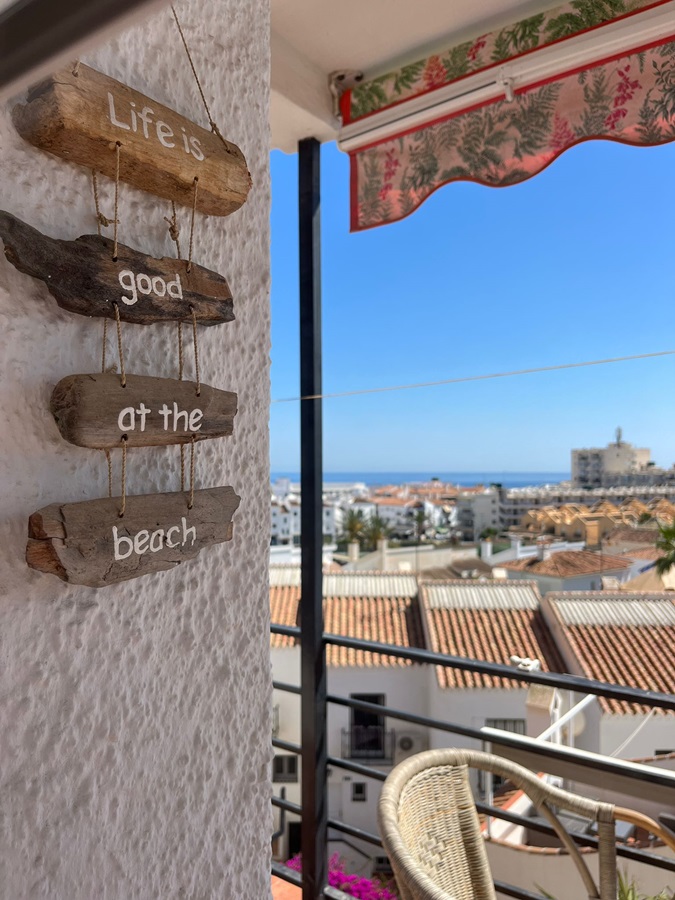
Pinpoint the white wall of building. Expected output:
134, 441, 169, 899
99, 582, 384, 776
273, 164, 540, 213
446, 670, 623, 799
0, 4, 272, 895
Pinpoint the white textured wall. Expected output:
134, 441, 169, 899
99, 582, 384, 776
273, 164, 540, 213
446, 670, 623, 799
0, 1, 272, 896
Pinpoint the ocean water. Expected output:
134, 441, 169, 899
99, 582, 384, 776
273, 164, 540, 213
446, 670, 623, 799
271, 471, 570, 488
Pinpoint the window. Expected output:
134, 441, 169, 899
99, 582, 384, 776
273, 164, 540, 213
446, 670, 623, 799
350, 693, 386, 759
351, 782, 367, 802
273, 754, 298, 783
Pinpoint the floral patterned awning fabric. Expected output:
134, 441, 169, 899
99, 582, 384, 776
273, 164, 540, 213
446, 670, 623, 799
345, 0, 675, 231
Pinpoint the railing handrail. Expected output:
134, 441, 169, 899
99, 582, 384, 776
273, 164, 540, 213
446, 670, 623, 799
270, 622, 675, 710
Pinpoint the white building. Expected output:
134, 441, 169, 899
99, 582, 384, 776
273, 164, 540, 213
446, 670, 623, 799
571, 429, 652, 488
456, 488, 501, 540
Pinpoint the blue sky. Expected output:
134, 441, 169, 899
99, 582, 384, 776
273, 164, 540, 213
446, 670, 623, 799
270, 140, 675, 474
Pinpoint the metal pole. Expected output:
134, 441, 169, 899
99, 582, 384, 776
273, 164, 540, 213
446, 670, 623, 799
298, 137, 327, 900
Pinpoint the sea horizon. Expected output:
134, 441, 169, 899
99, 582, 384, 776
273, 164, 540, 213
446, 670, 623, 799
271, 471, 570, 488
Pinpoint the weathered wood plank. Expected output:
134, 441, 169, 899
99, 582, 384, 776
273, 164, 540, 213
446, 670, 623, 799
12, 64, 251, 217
26, 486, 241, 588
0, 210, 234, 325
50, 374, 237, 448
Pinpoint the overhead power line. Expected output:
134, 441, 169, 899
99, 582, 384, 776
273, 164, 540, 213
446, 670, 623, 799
271, 350, 675, 404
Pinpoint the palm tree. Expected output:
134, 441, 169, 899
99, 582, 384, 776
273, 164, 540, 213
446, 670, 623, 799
365, 515, 390, 551
414, 509, 428, 544
655, 519, 675, 575
342, 509, 365, 546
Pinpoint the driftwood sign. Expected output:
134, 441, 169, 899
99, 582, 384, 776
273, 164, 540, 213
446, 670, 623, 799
12, 64, 251, 217
51, 374, 237, 449
0, 211, 233, 325
26, 486, 241, 587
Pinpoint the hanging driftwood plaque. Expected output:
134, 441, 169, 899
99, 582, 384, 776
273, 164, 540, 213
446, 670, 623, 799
0, 211, 233, 325
12, 64, 251, 217
51, 374, 237, 449
26, 486, 241, 588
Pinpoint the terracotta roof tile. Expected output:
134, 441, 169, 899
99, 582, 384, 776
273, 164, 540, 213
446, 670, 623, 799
545, 593, 675, 715
420, 582, 563, 689
270, 586, 301, 648
501, 550, 630, 577
618, 548, 661, 561
270, 588, 425, 666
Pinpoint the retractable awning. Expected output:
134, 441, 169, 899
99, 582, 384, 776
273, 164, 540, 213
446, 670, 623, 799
337, 0, 675, 230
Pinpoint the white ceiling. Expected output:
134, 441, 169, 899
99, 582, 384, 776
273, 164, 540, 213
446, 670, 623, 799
270, 0, 558, 151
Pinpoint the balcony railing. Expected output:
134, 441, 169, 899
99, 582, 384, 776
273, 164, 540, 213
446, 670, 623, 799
341, 726, 395, 763
271, 623, 675, 900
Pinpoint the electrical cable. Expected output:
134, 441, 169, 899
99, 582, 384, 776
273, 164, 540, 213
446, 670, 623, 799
271, 350, 675, 404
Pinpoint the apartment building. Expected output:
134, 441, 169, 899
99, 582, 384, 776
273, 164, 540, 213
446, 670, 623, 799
571, 430, 652, 488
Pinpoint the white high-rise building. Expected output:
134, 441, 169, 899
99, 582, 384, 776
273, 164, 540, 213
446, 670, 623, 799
571, 428, 651, 488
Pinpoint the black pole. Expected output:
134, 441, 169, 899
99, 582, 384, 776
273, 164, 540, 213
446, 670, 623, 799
298, 137, 327, 900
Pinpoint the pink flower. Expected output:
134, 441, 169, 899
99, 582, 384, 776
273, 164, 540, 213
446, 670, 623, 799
614, 65, 641, 108
468, 36, 487, 62
383, 149, 400, 181
423, 55, 447, 90
604, 107, 628, 131
549, 113, 576, 152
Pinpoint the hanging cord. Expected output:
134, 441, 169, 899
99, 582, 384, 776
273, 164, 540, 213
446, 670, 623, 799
104, 449, 113, 499
187, 177, 198, 272
92, 169, 114, 231
164, 200, 183, 259
92, 169, 115, 372
167, 201, 188, 492
113, 302, 126, 387
119, 435, 128, 517
112, 141, 121, 260
171, 6, 229, 146
72, 60, 81, 77
190, 306, 201, 396
188, 434, 196, 510
179, 317, 186, 489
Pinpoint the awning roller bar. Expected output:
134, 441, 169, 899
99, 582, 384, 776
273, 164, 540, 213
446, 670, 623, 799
339, 0, 675, 152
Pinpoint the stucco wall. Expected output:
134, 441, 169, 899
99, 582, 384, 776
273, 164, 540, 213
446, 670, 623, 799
0, 1, 272, 897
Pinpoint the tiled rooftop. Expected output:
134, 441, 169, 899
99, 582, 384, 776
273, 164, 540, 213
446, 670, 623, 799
545, 592, 675, 714
618, 548, 662, 561
605, 527, 661, 547
269, 567, 418, 596
270, 570, 424, 665
501, 550, 631, 577
420, 581, 563, 690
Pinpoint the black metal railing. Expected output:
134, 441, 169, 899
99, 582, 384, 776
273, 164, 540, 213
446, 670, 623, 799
271, 622, 675, 900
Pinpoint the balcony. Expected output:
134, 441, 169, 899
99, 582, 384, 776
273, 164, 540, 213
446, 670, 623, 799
341, 726, 395, 764
271, 624, 675, 900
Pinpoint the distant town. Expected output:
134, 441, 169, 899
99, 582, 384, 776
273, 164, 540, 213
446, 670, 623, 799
271, 429, 675, 584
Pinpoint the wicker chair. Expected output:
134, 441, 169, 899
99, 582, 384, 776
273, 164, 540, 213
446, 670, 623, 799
378, 748, 675, 900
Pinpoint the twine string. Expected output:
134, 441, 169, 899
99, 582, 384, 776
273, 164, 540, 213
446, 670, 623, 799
171, 5, 227, 144
180, 445, 186, 493
188, 435, 196, 510
190, 306, 201, 396
91, 171, 112, 372
119, 435, 128, 517
112, 142, 121, 260
187, 177, 198, 272
165, 200, 183, 259
105, 449, 113, 499
113, 302, 126, 388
